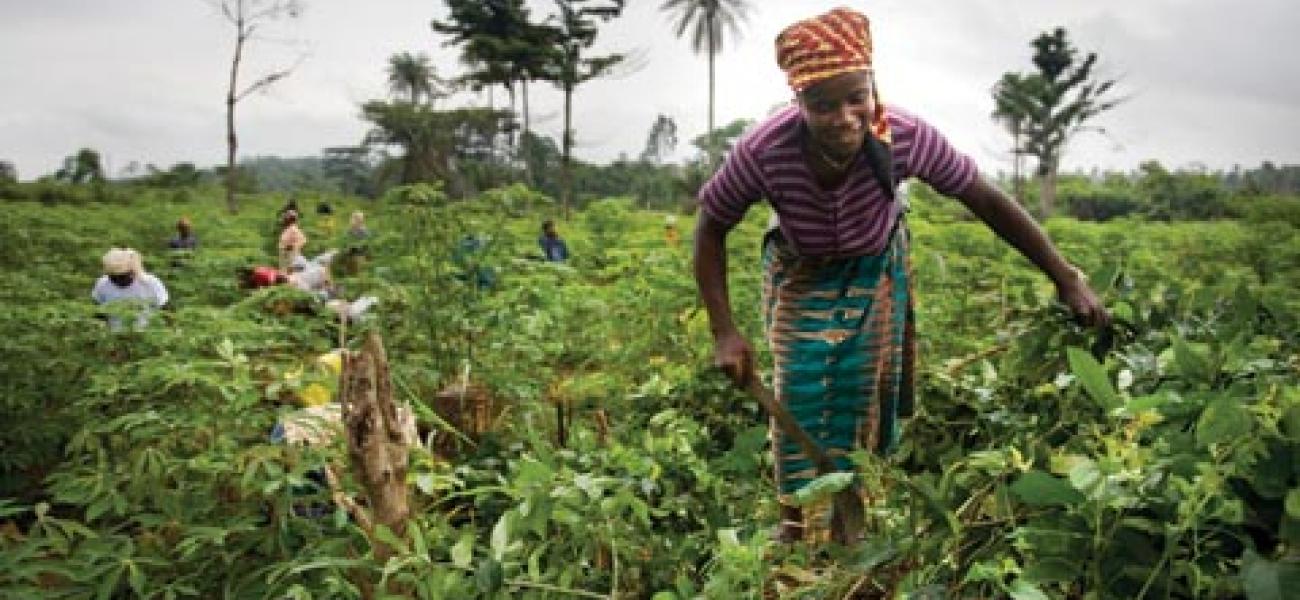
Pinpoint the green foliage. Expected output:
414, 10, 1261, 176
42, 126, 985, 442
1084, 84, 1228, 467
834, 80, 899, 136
1, 186, 1298, 598
240, 156, 338, 193
360, 101, 514, 194
54, 147, 105, 184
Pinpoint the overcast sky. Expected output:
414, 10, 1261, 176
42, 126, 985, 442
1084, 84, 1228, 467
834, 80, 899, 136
2, 0, 1297, 180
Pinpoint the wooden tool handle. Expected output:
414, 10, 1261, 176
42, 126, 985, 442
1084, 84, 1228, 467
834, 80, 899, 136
744, 379, 837, 476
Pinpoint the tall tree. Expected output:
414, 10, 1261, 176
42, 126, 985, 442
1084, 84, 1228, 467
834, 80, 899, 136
432, 1, 525, 105
995, 27, 1123, 218
991, 72, 1033, 203
208, 0, 304, 213
432, 0, 556, 174
361, 100, 511, 196
0, 160, 17, 184
660, 0, 748, 168
539, 0, 626, 219
54, 148, 104, 184
639, 114, 678, 165
386, 52, 444, 105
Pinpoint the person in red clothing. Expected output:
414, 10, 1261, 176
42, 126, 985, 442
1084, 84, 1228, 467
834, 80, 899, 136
238, 265, 289, 290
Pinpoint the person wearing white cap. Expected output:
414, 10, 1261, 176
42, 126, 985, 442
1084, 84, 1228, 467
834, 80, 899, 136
91, 248, 169, 329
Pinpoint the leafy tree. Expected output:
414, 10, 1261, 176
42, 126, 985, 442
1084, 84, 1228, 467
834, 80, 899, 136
1137, 160, 1228, 221
322, 145, 377, 196
515, 131, 565, 198
140, 162, 205, 188
674, 118, 751, 211
639, 114, 678, 165
239, 155, 337, 192
991, 73, 1032, 203
386, 52, 445, 105
537, 0, 626, 219
0, 160, 16, 184
54, 148, 104, 184
660, 0, 749, 168
690, 117, 749, 157
361, 101, 512, 196
432, 0, 561, 189
431, 0, 552, 137
207, 0, 304, 213
994, 27, 1122, 218
1239, 161, 1300, 195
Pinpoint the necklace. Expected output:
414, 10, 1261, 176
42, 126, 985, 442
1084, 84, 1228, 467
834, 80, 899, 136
809, 141, 854, 172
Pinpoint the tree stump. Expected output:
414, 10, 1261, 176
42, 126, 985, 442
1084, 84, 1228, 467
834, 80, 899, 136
339, 332, 410, 563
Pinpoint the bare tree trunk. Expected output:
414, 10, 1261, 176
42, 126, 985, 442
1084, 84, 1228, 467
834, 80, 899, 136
521, 78, 534, 187
706, 13, 716, 170
214, 0, 301, 213
340, 333, 410, 565
1039, 164, 1057, 219
1011, 129, 1024, 203
506, 83, 517, 158
561, 84, 573, 220
224, 5, 245, 215
521, 78, 531, 141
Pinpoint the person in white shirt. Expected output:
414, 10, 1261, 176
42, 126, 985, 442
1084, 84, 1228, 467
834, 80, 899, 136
287, 250, 338, 299
90, 248, 169, 330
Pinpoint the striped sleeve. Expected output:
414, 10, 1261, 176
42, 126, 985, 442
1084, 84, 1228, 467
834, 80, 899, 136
698, 140, 767, 228
902, 113, 979, 196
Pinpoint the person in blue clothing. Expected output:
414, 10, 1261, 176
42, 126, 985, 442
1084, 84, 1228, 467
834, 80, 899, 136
539, 219, 569, 262
168, 217, 198, 250
455, 234, 498, 290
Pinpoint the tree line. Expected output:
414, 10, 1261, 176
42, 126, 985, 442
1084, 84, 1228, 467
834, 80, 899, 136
4, 1, 1298, 224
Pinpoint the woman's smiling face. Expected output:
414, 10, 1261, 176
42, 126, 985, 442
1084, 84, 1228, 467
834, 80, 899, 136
797, 69, 875, 158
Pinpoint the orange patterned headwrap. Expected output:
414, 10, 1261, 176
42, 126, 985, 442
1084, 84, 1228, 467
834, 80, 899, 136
776, 7, 890, 145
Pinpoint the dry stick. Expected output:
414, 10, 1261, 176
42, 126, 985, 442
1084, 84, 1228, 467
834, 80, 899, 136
744, 379, 865, 545
323, 464, 374, 534
943, 343, 1009, 377
841, 574, 873, 600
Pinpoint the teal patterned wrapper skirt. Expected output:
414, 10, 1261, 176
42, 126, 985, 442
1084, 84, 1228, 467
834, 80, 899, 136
761, 224, 916, 501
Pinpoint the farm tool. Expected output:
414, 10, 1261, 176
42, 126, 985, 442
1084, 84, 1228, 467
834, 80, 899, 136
744, 378, 866, 546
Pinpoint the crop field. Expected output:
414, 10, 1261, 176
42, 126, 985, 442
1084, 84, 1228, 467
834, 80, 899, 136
0, 183, 1296, 599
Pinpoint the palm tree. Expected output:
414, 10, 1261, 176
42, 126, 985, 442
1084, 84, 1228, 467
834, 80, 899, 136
660, 0, 749, 168
540, 0, 626, 219
387, 52, 440, 105
991, 72, 1034, 203
995, 28, 1123, 218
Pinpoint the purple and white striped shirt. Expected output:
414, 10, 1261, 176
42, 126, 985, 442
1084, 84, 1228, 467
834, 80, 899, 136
699, 104, 978, 257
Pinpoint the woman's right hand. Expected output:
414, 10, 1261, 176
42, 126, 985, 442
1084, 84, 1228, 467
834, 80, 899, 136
714, 330, 756, 388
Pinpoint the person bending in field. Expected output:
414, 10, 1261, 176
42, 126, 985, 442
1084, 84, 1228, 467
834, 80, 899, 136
168, 217, 198, 250
92, 247, 169, 330
287, 251, 339, 300
692, 7, 1110, 543
240, 251, 338, 298
341, 211, 371, 275
239, 265, 290, 290
278, 210, 307, 271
